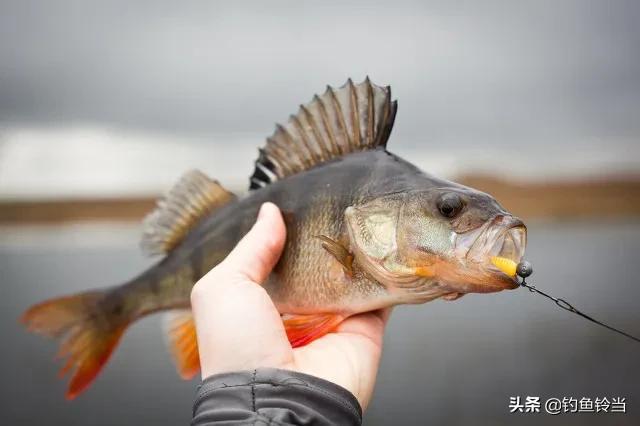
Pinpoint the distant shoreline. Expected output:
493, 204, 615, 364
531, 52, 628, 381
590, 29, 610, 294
458, 174, 640, 220
1, 174, 638, 224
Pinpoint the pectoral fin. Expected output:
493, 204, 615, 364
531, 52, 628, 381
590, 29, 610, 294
316, 235, 353, 276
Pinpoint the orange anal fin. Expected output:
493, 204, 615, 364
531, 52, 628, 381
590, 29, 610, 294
282, 313, 344, 348
164, 310, 200, 380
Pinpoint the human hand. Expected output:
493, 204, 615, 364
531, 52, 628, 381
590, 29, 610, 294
190, 202, 389, 410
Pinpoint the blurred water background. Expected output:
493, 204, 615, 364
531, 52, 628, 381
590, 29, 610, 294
1, 1, 639, 425
2, 220, 639, 425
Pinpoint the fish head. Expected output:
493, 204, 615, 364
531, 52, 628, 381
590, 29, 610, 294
345, 185, 526, 303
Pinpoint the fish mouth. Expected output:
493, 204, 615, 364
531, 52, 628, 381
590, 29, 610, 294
454, 215, 527, 289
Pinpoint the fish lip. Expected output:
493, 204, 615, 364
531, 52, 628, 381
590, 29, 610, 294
492, 272, 520, 290
489, 223, 527, 263
455, 216, 526, 261
453, 215, 526, 289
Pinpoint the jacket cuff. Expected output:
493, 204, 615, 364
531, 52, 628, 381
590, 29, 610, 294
192, 368, 362, 425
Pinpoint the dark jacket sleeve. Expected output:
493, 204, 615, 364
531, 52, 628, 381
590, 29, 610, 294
192, 368, 362, 425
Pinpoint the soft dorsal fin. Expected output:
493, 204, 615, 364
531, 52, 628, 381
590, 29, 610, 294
249, 77, 398, 189
141, 170, 236, 256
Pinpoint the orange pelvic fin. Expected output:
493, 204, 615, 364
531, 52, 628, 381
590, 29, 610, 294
164, 310, 200, 380
21, 290, 127, 400
282, 313, 344, 348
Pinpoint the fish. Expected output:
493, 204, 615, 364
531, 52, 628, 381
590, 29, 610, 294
21, 78, 527, 399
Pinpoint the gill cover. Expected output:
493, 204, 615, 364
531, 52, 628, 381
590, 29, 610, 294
345, 192, 456, 286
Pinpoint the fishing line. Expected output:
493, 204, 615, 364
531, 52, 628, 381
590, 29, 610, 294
515, 261, 640, 344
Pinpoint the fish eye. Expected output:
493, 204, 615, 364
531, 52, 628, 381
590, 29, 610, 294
437, 193, 464, 218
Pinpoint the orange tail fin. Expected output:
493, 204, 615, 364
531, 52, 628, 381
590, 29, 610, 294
21, 291, 127, 399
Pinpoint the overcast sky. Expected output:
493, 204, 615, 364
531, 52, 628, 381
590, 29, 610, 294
1, 0, 639, 150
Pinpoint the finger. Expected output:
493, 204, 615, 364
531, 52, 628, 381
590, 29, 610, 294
194, 280, 293, 378
336, 311, 387, 346
293, 311, 389, 410
218, 202, 286, 284
370, 307, 393, 324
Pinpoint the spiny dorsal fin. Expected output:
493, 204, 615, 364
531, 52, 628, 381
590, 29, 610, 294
249, 77, 398, 189
141, 170, 236, 256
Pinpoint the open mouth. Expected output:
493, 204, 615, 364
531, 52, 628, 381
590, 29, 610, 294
488, 225, 526, 264
454, 216, 527, 278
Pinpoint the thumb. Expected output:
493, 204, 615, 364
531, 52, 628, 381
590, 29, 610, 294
218, 202, 287, 284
